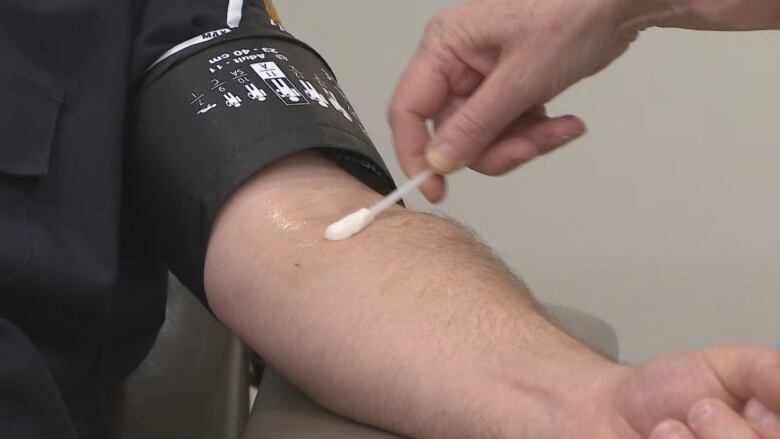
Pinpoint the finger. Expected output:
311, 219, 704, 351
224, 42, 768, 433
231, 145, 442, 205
687, 398, 759, 439
432, 100, 542, 176
469, 114, 586, 176
750, 349, 780, 412
389, 49, 451, 202
411, 168, 446, 205
427, 60, 547, 175
413, 168, 446, 204
650, 420, 696, 439
450, 64, 484, 97
745, 398, 780, 439
705, 345, 780, 413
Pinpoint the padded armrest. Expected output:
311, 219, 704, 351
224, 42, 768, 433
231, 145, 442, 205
112, 277, 249, 439
543, 304, 619, 361
243, 304, 618, 439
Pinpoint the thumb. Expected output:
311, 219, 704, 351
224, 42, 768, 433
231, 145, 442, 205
427, 62, 542, 174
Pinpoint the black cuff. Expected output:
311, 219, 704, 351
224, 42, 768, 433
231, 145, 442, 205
129, 32, 396, 308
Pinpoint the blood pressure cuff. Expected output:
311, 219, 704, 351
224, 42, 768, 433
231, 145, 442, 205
130, 29, 397, 307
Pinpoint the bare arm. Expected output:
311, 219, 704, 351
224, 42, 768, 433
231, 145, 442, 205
202, 151, 780, 438
655, 0, 780, 30
203, 151, 615, 439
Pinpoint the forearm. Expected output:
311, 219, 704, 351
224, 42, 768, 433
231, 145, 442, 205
204, 153, 619, 439
628, 0, 780, 30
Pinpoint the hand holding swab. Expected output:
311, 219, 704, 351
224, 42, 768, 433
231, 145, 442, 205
325, 169, 435, 241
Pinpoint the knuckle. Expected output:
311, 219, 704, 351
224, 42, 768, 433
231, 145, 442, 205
422, 8, 471, 59
425, 9, 459, 39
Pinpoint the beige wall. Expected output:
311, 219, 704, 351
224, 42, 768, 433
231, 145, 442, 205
276, 1, 780, 363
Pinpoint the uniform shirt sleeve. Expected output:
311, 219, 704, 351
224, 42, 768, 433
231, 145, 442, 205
128, 3, 397, 308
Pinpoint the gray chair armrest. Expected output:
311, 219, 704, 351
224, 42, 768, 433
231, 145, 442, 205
543, 304, 619, 361
112, 276, 249, 439
245, 369, 402, 439
243, 304, 618, 439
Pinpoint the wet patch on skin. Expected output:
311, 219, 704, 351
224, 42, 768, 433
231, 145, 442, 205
270, 209, 308, 233
256, 199, 321, 248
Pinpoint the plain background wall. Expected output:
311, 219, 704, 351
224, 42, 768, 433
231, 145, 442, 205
275, 1, 780, 364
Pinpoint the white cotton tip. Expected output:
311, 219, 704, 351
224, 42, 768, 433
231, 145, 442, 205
325, 208, 375, 241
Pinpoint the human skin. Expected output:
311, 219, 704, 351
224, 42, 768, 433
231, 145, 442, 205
389, 0, 780, 202
203, 151, 780, 439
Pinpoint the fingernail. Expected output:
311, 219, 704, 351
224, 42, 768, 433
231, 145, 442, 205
427, 143, 459, 174
745, 399, 775, 425
559, 120, 586, 143
651, 422, 683, 439
571, 118, 587, 134
689, 401, 716, 426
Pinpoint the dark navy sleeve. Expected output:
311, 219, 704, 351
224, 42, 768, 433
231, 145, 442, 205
128, 7, 397, 308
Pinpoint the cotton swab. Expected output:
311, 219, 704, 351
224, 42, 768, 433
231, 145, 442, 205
325, 169, 435, 241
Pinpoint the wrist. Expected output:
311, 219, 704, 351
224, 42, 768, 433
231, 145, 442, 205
493, 340, 628, 438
